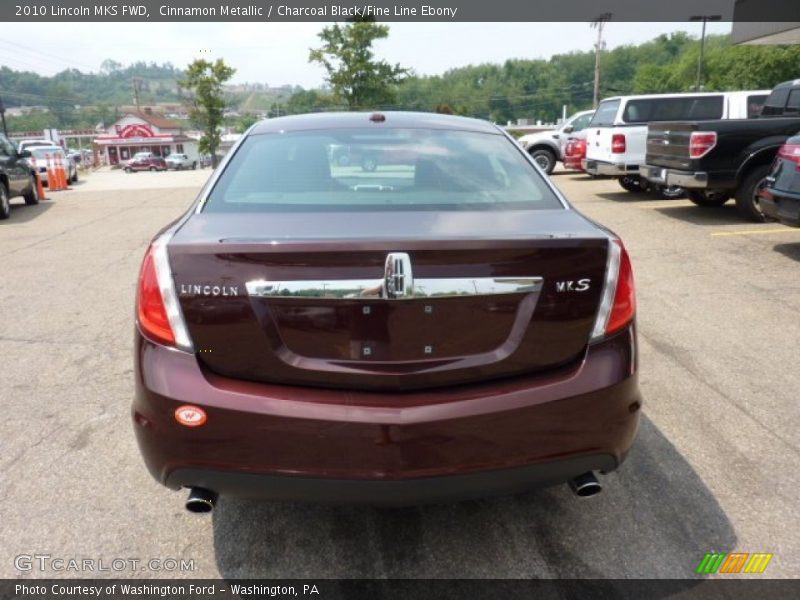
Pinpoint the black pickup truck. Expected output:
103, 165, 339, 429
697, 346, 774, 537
0, 133, 39, 219
642, 79, 800, 221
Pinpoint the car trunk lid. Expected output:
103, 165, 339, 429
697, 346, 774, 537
168, 210, 611, 391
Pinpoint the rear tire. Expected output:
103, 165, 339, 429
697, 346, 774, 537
735, 165, 771, 222
0, 182, 10, 219
192, 162, 197, 170
618, 175, 647, 193
71, 170, 78, 183
530, 148, 556, 174
687, 190, 730, 207
23, 174, 40, 205
149, 166, 156, 172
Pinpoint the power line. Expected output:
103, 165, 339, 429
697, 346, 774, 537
0, 38, 99, 73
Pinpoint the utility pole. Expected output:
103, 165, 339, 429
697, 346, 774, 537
591, 13, 612, 108
0, 96, 7, 137
691, 15, 721, 92
132, 78, 141, 110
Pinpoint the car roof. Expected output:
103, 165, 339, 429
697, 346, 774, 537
599, 90, 769, 103
250, 111, 500, 135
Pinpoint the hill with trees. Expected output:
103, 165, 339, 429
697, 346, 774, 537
2, 31, 799, 132
289, 32, 800, 122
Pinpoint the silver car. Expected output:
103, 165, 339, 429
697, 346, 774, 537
165, 153, 197, 170
27, 147, 78, 185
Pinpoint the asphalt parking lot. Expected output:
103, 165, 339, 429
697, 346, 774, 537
1, 167, 798, 581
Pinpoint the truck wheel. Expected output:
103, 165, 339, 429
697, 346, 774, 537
530, 148, 556, 174
618, 175, 647, 193
687, 190, 730, 207
735, 165, 770, 222
0, 182, 10, 219
23, 174, 40, 205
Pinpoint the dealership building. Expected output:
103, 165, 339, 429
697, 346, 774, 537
93, 111, 198, 165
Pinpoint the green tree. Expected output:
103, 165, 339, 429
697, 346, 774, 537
309, 19, 408, 109
286, 89, 337, 114
231, 113, 259, 134
180, 58, 235, 166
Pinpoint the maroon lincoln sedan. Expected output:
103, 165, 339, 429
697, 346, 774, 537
133, 112, 641, 512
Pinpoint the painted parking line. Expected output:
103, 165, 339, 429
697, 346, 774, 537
711, 228, 800, 237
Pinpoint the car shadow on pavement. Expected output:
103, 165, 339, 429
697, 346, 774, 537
5, 200, 54, 223
211, 416, 735, 586
651, 204, 747, 226
772, 241, 800, 263
596, 191, 664, 203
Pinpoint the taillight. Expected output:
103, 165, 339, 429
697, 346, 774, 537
777, 143, 800, 171
611, 134, 626, 154
136, 235, 194, 351
606, 243, 635, 335
591, 239, 636, 340
689, 132, 717, 159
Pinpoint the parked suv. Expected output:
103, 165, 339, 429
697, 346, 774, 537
518, 110, 594, 174
0, 134, 39, 219
27, 146, 78, 185
586, 90, 768, 197
124, 152, 167, 172
760, 133, 800, 226
643, 80, 800, 221
18, 139, 78, 183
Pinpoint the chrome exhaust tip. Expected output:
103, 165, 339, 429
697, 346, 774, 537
185, 487, 218, 513
568, 472, 602, 498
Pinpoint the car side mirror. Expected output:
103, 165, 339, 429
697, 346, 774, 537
562, 125, 574, 134
17, 149, 31, 158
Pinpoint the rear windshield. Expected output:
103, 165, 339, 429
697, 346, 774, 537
747, 95, 768, 118
589, 100, 620, 127
622, 96, 724, 123
761, 86, 790, 116
202, 128, 563, 213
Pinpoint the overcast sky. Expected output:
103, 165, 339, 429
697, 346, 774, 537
0, 22, 732, 88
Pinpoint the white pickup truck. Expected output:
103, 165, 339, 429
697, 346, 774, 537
584, 90, 769, 197
518, 109, 594, 174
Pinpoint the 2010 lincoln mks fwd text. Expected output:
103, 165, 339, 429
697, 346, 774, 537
132, 112, 641, 512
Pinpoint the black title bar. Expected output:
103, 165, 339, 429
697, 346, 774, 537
2, 0, 800, 22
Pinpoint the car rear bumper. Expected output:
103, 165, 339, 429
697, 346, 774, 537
584, 160, 639, 177
167, 455, 617, 505
640, 165, 668, 185
132, 326, 642, 504
663, 170, 709, 188
761, 188, 800, 227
